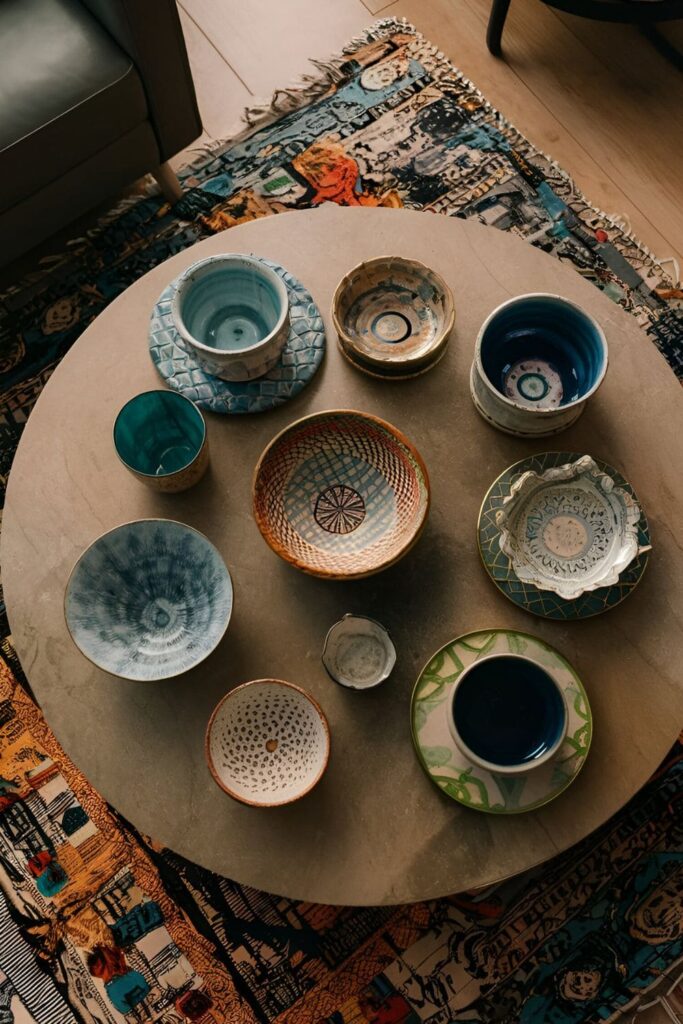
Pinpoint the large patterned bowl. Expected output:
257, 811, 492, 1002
206, 679, 330, 806
252, 411, 430, 578
65, 520, 233, 681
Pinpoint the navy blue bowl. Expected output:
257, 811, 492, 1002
449, 655, 567, 772
478, 294, 607, 409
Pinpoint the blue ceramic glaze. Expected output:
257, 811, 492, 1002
452, 655, 566, 767
114, 390, 205, 476
65, 520, 233, 681
479, 295, 607, 408
181, 262, 282, 351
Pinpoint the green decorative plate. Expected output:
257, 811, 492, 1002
410, 629, 592, 814
478, 452, 650, 620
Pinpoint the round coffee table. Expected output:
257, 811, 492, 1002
3, 207, 682, 905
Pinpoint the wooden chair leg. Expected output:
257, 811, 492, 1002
152, 162, 183, 204
487, 0, 513, 55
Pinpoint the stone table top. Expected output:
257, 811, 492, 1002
3, 206, 682, 905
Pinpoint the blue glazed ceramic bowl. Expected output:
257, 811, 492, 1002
171, 254, 289, 382
448, 654, 568, 774
65, 520, 233, 681
471, 293, 608, 436
113, 390, 208, 492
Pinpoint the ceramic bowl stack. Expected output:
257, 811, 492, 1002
333, 256, 455, 379
252, 410, 430, 579
65, 520, 233, 681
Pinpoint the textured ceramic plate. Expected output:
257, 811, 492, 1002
333, 256, 454, 379
206, 679, 330, 806
149, 258, 325, 414
65, 519, 233, 681
411, 629, 592, 814
252, 410, 430, 579
478, 452, 650, 619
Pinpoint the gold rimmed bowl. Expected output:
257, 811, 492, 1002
332, 256, 455, 379
252, 410, 430, 579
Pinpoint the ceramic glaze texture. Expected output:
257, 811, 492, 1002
150, 260, 325, 414
448, 654, 568, 773
322, 614, 396, 689
252, 411, 430, 578
332, 256, 455, 378
411, 630, 592, 814
495, 455, 647, 600
113, 390, 208, 492
206, 680, 330, 806
65, 520, 233, 681
471, 293, 608, 437
171, 255, 289, 381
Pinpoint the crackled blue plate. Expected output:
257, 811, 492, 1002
65, 520, 233, 681
149, 258, 325, 414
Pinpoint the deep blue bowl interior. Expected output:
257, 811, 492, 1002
480, 296, 605, 406
181, 263, 282, 352
114, 391, 204, 476
453, 655, 566, 767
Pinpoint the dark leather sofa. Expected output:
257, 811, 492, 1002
0, 0, 202, 265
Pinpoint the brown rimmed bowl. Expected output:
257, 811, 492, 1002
205, 679, 330, 806
252, 410, 430, 579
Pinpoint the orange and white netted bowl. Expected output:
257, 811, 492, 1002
252, 410, 430, 579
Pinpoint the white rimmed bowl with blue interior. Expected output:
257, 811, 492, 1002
65, 519, 233, 681
171, 254, 289, 382
470, 293, 608, 437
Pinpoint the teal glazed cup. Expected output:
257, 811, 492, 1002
114, 390, 209, 492
171, 254, 290, 382
470, 293, 608, 437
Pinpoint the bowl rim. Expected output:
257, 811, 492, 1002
321, 613, 397, 690
474, 292, 609, 415
113, 389, 207, 479
64, 518, 233, 682
170, 253, 290, 357
205, 678, 331, 806
446, 652, 569, 775
331, 254, 456, 369
251, 408, 431, 580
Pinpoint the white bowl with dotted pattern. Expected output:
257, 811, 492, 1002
205, 679, 330, 806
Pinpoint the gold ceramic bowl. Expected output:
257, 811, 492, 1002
332, 256, 455, 379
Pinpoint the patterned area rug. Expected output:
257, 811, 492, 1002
0, 17, 681, 1024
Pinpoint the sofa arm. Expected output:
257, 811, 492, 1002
79, 0, 202, 162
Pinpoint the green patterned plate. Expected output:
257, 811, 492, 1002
478, 452, 650, 620
410, 629, 592, 814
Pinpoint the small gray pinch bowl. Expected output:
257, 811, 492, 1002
322, 614, 396, 690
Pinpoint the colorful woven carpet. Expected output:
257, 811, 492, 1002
0, 17, 681, 1024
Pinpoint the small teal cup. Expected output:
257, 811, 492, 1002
114, 390, 208, 492
471, 293, 608, 436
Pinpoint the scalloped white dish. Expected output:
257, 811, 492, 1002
495, 455, 651, 601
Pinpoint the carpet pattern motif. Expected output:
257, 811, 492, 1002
0, 17, 681, 1024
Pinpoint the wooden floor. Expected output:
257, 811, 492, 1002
176, 0, 683, 275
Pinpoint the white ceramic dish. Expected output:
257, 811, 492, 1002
205, 679, 330, 806
495, 455, 650, 600
322, 614, 396, 690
